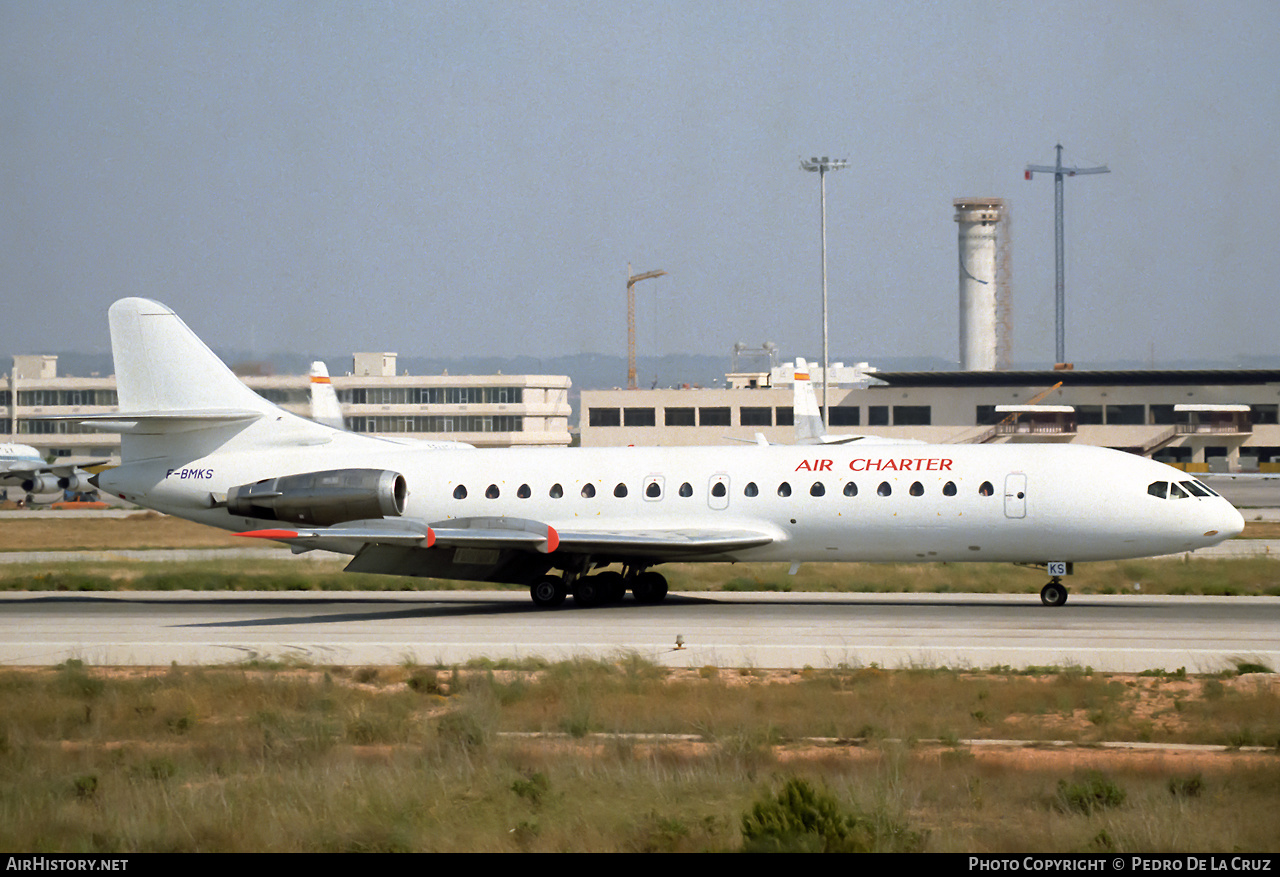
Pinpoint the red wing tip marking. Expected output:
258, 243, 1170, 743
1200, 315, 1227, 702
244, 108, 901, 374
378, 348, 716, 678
795, 372, 810, 381
238, 529, 300, 539
310, 376, 331, 383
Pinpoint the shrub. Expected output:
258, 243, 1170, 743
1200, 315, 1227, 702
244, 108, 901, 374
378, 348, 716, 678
1055, 773, 1126, 814
741, 777, 856, 853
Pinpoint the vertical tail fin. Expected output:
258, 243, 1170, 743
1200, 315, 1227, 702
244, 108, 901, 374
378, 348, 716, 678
109, 298, 277, 416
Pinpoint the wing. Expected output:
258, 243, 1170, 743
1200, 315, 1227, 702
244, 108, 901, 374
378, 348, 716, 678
0, 460, 112, 488
238, 515, 777, 584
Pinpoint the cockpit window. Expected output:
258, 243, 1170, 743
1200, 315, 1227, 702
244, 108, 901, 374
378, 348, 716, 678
1151, 479, 1219, 500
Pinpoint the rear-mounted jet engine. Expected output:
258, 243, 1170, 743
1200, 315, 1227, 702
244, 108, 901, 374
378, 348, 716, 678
227, 468, 407, 526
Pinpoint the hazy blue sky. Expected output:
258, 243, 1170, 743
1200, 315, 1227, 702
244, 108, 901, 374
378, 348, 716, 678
3, 1, 1278, 369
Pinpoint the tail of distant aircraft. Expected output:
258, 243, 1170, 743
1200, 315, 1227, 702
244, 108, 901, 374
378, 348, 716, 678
309, 361, 346, 430
792, 357, 826, 443
790, 357, 923, 447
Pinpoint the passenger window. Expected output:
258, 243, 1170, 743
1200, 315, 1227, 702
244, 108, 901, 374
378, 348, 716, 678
517, 484, 531, 499
646, 482, 661, 498
909, 482, 923, 496
485, 484, 500, 499
679, 482, 693, 497
549, 483, 563, 499
979, 481, 994, 496
581, 483, 596, 498
711, 482, 727, 498
878, 482, 892, 497
744, 482, 759, 497
843, 482, 857, 497
810, 482, 825, 497
614, 483, 628, 497
778, 482, 792, 497
1148, 481, 1168, 499
453, 485, 467, 500
943, 481, 957, 496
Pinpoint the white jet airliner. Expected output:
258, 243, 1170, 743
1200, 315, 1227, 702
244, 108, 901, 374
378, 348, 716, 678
78, 298, 1244, 608
0, 442, 106, 497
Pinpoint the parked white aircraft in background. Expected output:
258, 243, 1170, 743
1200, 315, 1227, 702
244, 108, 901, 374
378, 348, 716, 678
0, 442, 106, 497
77, 298, 1243, 608
307, 360, 472, 449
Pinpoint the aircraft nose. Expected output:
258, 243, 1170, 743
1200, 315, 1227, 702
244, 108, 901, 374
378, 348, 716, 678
1218, 502, 1246, 540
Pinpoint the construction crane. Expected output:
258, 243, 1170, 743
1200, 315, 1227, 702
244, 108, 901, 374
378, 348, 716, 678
1001, 381, 1065, 427
1025, 144, 1109, 366
626, 264, 666, 390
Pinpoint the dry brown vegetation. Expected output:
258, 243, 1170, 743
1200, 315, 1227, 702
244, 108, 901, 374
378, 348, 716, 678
0, 512, 254, 551
0, 659, 1276, 852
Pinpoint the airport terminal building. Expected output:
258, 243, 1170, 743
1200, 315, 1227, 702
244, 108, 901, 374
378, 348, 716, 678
1, 353, 572, 461
579, 364, 1280, 472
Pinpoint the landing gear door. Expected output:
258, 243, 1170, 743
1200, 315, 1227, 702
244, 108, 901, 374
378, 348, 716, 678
1004, 473, 1027, 519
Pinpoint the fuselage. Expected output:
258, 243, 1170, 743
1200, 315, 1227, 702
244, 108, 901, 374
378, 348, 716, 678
99, 422, 1245, 566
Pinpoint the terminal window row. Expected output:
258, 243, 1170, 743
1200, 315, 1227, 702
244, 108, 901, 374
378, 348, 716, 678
11, 390, 118, 407
346, 415, 523, 433
340, 387, 524, 406
587, 405, 922, 428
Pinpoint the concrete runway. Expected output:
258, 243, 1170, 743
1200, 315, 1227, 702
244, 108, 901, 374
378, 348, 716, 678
1, 590, 1276, 672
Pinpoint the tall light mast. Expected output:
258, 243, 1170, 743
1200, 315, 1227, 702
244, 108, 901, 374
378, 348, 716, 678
800, 155, 847, 429
1025, 144, 1109, 365
626, 265, 666, 390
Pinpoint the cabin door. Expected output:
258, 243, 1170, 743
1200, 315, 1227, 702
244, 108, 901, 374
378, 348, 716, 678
708, 474, 730, 510
1003, 473, 1027, 519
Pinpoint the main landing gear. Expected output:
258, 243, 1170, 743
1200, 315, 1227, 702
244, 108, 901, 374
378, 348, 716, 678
529, 566, 668, 609
1019, 562, 1071, 607
1040, 577, 1068, 607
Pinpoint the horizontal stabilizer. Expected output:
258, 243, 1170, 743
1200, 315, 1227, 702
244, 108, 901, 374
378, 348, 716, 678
41, 410, 263, 435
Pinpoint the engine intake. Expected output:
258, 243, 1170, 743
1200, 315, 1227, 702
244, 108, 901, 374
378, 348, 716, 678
227, 468, 407, 526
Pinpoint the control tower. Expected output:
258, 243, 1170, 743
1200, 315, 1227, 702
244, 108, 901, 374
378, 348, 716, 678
954, 197, 1010, 371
